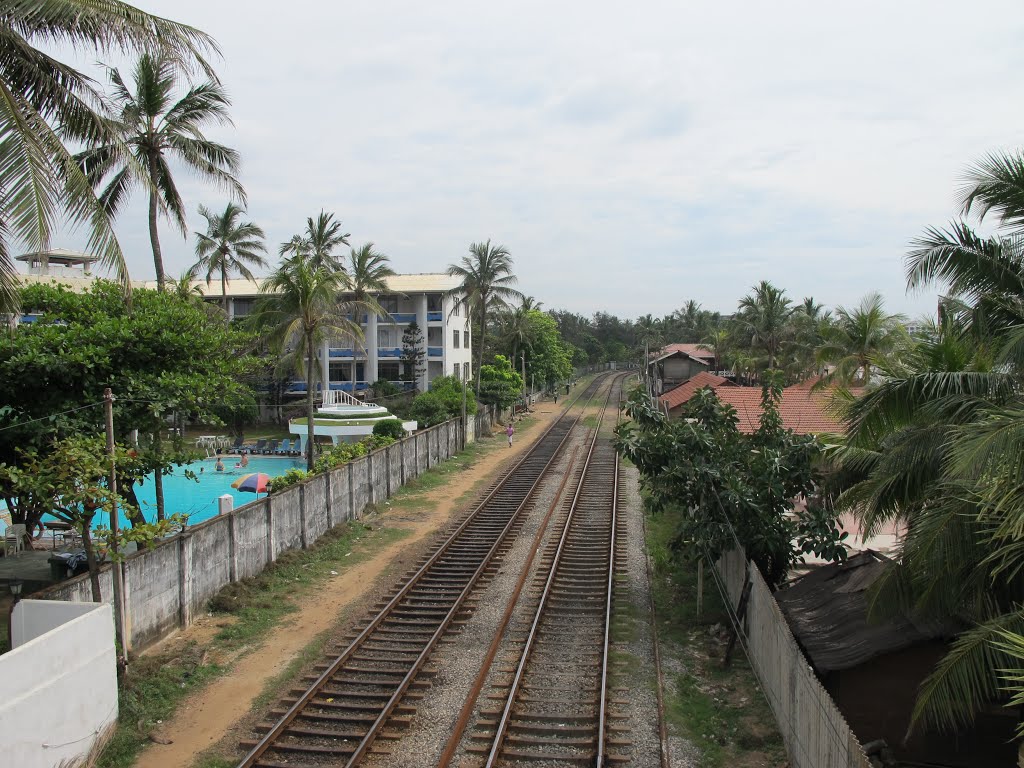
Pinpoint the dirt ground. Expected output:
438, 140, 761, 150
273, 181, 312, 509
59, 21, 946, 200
133, 402, 564, 768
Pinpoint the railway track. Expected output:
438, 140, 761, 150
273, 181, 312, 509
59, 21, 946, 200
457, 375, 629, 767
237, 375, 616, 768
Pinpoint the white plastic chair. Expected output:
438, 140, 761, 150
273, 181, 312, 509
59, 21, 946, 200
4, 523, 27, 556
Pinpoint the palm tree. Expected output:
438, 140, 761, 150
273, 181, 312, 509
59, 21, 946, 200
446, 240, 524, 395
280, 211, 350, 272
76, 52, 243, 290
816, 293, 906, 385
497, 304, 534, 369
736, 281, 795, 369
0, 1, 217, 308
698, 327, 732, 373
344, 243, 395, 389
190, 203, 267, 326
828, 149, 1024, 736
251, 259, 361, 470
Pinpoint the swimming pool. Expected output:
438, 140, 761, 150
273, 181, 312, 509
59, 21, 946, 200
126, 455, 303, 528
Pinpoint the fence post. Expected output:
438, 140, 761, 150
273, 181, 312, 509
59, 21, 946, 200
178, 532, 193, 628
298, 484, 308, 549
723, 570, 752, 667
227, 512, 238, 583
367, 451, 375, 506
348, 461, 355, 521
325, 472, 334, 530
266, 496, 276, 564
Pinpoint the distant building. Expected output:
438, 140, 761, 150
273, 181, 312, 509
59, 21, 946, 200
12, 256, 472, 394
189, 273, 471, 394
16, 248, 99, 279
647, 343, 714, 395
658, 373, 851, 435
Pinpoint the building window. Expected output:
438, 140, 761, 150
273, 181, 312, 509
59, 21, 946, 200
453, 362, 460, 379
427, 293, 442, 312
379, 295, 398, 313
232, 298, 254, 317
452, 303, 459, 317
377, 328, 397, 347
453, 329, 460, 348
378, 361, 400, 381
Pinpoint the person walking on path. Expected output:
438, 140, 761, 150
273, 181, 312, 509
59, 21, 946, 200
506, 423, 514, 447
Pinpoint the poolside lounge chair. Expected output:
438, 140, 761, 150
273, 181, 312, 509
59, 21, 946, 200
264, 439, 279, 455
230, 435, 245, 453
4, 523, 26, 556
246, 438, 267, 455
274, 439, 290, 455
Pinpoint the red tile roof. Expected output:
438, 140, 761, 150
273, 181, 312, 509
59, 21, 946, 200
659, 372, 732, 410
715, 385, 847, 435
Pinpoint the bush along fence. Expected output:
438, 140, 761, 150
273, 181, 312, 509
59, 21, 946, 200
36, 418, 466, 652
715, 547, 871, 768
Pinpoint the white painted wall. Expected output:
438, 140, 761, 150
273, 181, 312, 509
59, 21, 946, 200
2, 600, 118, 768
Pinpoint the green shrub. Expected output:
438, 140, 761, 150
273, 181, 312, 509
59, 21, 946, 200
268, 467, 310, 493
409, 391, 449, 427
372, 419, 406, 439
428, 375, 477, 417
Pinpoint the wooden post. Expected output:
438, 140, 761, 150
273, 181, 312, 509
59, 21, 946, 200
103, 388, 128, 657
723, 574, 752, 668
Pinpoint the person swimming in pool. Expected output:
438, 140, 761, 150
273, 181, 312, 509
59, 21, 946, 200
215, 457, 225, 472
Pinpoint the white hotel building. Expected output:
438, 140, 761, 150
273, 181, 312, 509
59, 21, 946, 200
14, 252, 473, 395
200, 272, 473, 395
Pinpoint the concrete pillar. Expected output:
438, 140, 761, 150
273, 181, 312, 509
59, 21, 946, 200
366, 312, 378, 385
218, 494, 233, 515
417, 294, 428, 391
320, 339, 330, 397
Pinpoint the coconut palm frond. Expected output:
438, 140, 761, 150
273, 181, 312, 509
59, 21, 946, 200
911, 610, 1024, 735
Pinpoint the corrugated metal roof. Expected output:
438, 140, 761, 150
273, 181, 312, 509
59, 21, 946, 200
775, 551, 953, 673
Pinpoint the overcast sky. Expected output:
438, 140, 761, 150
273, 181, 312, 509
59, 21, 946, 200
45, 0, 1024, 319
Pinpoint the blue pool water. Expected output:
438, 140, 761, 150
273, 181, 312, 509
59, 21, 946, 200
123, 456, 303, 528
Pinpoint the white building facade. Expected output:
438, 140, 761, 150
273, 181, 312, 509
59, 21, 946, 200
200, 273, 473, 394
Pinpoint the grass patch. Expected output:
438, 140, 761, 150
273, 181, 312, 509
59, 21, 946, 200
647, 509, 786, 767
97, 646, 224, 768
96, 520, 405, 768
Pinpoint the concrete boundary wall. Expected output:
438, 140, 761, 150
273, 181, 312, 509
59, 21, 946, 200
2, 600, 118, 768
715, 548, 871, 768
38, 418, 466, 651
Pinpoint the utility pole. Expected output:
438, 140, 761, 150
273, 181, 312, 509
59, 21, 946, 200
103, 388, 128, 660
460, 364, 468, 450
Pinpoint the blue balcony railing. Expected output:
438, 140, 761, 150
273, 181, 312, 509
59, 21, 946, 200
378, 347, 402, 358
427, 311, 442, 322
380, 312, 416, 325
329, 348, 355, 358
427, 346, 443, 357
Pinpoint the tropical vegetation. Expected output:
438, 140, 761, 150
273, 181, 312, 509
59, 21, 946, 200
190, 202, 268, 324
76, 51, 244, 291
0, 0, 217, 309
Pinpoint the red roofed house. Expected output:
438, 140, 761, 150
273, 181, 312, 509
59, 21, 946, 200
647, 343, 716, 395
657, 373, 848, 435
658, 371, 733, 415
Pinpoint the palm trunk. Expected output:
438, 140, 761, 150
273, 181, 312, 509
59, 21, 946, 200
147, 157, 165, 291
306, 335, 316, 472
221, 265, 229, 327
152, 430, 165, 522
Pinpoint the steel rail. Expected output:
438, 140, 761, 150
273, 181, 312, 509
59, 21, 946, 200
237, 374, 611, 768
482, 375, 622, 768
595, 448, 620, 767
